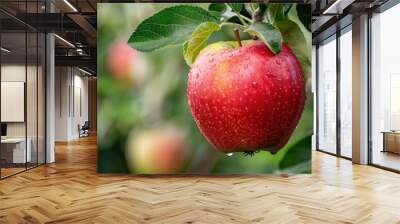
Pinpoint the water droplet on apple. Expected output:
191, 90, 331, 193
226, 153, 234, 157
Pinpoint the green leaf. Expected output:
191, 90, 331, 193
287, 5, 311, 43
222, 9, 237, 21
279, 135, 311, 173
276, 5, 311, 78
208, 3, 237, 21
266, 4, 285, 25
244, 3, 260, 14
245, 22, 282, 54
283, 4, 293, 16
183, 22, 220, 66
208, 3, 226, 12
296, 4, 311, 31
226, 3, 243, 12
128, 5, 219, 52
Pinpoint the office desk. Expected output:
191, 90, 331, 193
1, 138, 31, 163
382, 131, 400, 154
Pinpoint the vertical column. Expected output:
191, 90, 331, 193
352, 14, 369, 164
88, 77, 97, 132
312, 45, 317, 150
315, 45, 319, 151
336, 28, 341, 156
46, 1, 55, 163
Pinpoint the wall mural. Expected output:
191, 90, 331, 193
97, 3, 313, 174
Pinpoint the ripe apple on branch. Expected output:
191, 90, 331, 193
128, 3, 311, 155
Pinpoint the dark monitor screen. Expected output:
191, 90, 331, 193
1, 123, 7, 136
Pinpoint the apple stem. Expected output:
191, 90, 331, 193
233, 29, 242, 47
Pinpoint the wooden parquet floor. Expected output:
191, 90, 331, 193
1, 135, 400, 224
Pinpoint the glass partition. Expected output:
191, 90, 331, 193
1, 30, 28, 177
371, 3, 400, 171
27, 30, 38, 169
317, 35, 337, 154
339, 26, 352, 158
0, 1, 46, 179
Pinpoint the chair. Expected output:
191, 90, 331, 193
78, 121, 90, 138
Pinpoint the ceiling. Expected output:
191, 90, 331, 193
1, 0, 395, 73
0, 0, 97, 74
311, 0, 391, 43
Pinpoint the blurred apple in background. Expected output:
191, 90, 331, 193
107, 40, 148, 84
126, 125, 187, 174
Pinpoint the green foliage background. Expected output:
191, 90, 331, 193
97, 3, 313, 174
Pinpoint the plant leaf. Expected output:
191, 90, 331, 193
279, 135, 311, 173
183, 22, 220, 66
245, 22, 282, 54
226, 3, 243, 12
287, 4, 311, 46
128, 5, 219, 52
296, 4, 311, 31
266, 4, 285, 25
208, 3, 226, 12
208, 3, 238, 21
275, 5, 311, 78
245, 3, 260, 14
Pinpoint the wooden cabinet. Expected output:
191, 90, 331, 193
382, 132, 400, 154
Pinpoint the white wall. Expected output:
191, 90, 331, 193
54, 67, 89, 141
1, 65, 26, 136
55, 67, 69, 141
1, 64, 46, 164
72, 73, 89, 138
1, 65, 37, 138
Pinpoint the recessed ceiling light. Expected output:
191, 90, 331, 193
1, 47, 11, 53
78, 67, 92, 76
63, 0, 78, 12
323, 0, 343, 14
54, 34, 75, 48
322, 0, 354, 15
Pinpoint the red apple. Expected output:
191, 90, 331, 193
126, 126, 187, 173
187, 40, 305, 153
